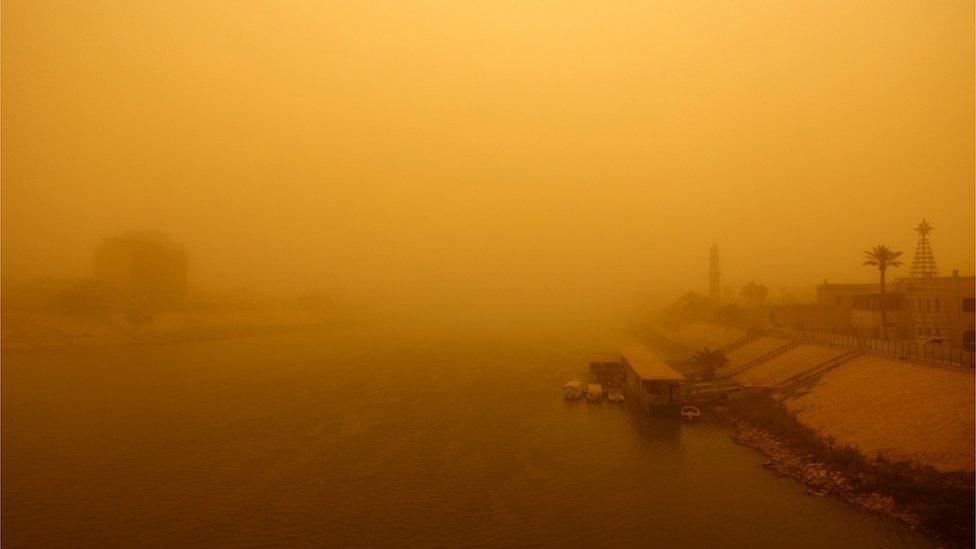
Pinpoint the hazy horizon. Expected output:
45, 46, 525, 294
4, 1, 974, 323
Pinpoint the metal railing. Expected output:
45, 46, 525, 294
773, 327, 975, 368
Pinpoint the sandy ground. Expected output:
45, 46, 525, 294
734, 344, 849, 386
718, 337, 793, 375
785, 356, 975, 472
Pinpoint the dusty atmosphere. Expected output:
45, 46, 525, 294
4, 1, 974, 329
3, 1, 974, 547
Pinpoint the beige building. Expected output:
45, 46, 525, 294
849, 292, 912, 340
940, 272, 975, 350
771, 282, 877, 333
772, 276, 974, 350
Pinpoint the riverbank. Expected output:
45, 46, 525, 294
1, 309, 345, 354
649, 322, 975, 471
647, 321, 975, 545
714, 397, 974, 547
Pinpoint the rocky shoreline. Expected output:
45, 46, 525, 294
713, 406, 921, 528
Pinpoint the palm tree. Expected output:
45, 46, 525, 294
740, 282, 770, 305
863, 245, 903, 339
693, 347, 729, 381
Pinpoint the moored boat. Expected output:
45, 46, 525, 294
586, 383, 604, 403
607, 389, 625, 403
563, 380, 585, 400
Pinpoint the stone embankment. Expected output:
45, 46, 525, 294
715, 407, 919, 527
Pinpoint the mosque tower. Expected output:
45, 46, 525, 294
709, 243, 721, 306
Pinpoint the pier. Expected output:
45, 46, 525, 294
589, 345, 747, 411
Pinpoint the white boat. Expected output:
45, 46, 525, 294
607, 389, 625, 403
680, 405, 701, 420
563, 381, 585, 400
587, 383, 604, 403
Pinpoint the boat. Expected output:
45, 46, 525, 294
607, 389, 625, 403
586, 383, 604, 403
563, 381, 585, 400
680, 405, 701, 420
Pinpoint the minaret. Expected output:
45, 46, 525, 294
709, 243, 720, 306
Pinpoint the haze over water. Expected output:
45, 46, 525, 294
2, 327, 929, 547
2, 2, 973, 546
3, 1, 974, 319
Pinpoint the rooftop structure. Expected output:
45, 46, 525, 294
619, 345, 685, 381
907, 219, 946, 341
620, 344, 685, 411
909, 220, 938, 279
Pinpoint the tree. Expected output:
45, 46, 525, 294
693, 347, 729, 381
863, 245, 903, 340
740, 282, 769, 305
666, 291, 711, 320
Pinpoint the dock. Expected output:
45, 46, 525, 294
589, 345, 747, 412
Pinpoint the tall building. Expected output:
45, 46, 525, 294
907, 219, 946, 341
709, 243, 720, 305
95, 231, 188, 309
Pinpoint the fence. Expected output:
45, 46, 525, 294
773, 327, 975, 368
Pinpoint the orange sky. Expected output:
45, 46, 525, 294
3, 1, 973, 320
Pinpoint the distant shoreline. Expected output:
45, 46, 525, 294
1, 310, 348, 355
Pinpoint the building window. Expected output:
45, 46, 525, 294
964, 298, 975, 313
836, 296, 842, 305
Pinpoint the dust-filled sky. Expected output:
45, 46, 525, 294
3, 1, 974, 323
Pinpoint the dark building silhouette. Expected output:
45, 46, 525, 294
709, 243, 720, 306
95, 231, 187, 309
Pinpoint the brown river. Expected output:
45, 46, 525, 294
2, 325, 929, 547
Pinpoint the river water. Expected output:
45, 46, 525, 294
2, 326, 929, 547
